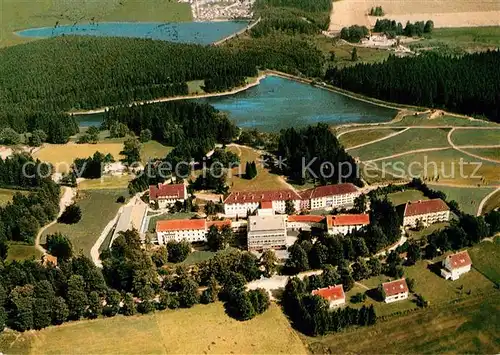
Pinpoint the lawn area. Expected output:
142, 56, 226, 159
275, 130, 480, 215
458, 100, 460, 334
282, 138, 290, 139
427, 184, 496, 215
0, 188, 29, 206
469, 238, 500, 285
78, 175, 132, 190
463, 148, 500, 162
387, 189, 427, 206
227, 145, 289, 192
338, 128, 403, 149
41, 189, 126, 257
450, 128, 500, 146
34, 143, 124, 173
349, 128, 451, 161
0, 0, 192, 47
304, 294, 500, 354
0, 303, 306, 354
148, 212, 197, 231
5, 243, 42, 262
377, 149, 500, 186
140, 140, 173, 163
480, 189, 500, 214
390, 113, 498, 127
407, 222, 450, 241
187, 80, 205, 95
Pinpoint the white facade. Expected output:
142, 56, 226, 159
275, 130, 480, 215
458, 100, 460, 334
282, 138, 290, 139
384, 291, 409, 303
224, 200, 301, 217
310, 192, 358, 210
287, 221, 324, 231
441, 259, 471, 281
403, 210, 450, 228
247, 215, 287, 251
157, 228, 206, 245
328, 224, 364, 236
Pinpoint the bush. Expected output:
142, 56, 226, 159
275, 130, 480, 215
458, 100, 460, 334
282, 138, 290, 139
350, 292, 367, 303
340, 25, 369, 43
116, 196, 126, 203
46, 233, 73, 260
57, 204, 82, 224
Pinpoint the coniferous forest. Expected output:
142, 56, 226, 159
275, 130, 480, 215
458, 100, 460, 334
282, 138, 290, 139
325, 51, 500, 122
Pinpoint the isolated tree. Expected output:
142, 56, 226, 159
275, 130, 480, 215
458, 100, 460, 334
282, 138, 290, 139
424, 20, 434, 33
351, 47, 358, 61
58, 204, 82, 224
245, 161, 257, 179
285, 200, 296, 215
46, 233, 73, 260
261, 249, 278, 277
139, 129, 152, 143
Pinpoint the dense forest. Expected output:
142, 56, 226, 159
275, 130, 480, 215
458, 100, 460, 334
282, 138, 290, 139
325, 51, 500, 122
0, 154, 51, 189
277, 123, 362, 186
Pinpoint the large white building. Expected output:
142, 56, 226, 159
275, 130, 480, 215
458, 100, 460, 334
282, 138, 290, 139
156, 219, 230, 245
381, 279, 409, 303
403, 198, 450, 227
149, 183, 187, 209
223, 189, 301, 217
299, 183, 360, 211
326, 214, 370, 235
312, 285, 346, 308
441, 250, 472, 281
247, 215, 287, 251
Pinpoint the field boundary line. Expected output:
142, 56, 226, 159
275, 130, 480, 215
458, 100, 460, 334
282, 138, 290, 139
345, 127, 410, 150
477, 186, 500, 216
365, 147, 451, 163
447, 128, 500, 164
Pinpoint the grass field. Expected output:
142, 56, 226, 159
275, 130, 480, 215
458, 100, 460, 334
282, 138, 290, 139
349, 128, 451, 161
78, 175, 132, 190
377, 149, 500, 186
481, 189, 500, 214
387, 189, 427, 206
469, 238, 500, 285
227, 145, 289, 192
390, 114, 498, 127
34, 143, 124, 173
407, 222, 450, 240
338, 128, 403, 149
450, 129, 500, 146
0, 303, 306, 354
41, 189, 126, 257
1, 0, 192, 47
5, 243, 42, 262
0, 188, 29, 206
140, 140, 173, 163
305, 294, 499, 354
463, 148, 500, 162
427, 184, 496, 215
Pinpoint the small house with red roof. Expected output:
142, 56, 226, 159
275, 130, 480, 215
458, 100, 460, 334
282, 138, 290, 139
403, 199, 450, 228
299, 183, 360, 211
441, 250, 472, 280
156, 218, 231, 244
326, 214, 370, 235
381, 279, 409, 303
312, 285, 346, 308
149, 183, 187, 209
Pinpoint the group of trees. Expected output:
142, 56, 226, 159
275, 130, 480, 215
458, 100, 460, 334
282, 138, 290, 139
0, 154, 51, 189
73, 151, 114, 179
277, 123, 362, 186
340, 25, 369, 43
77, 126, 100, 144
373, 19, 434, 37
282, 276, 376, 336
325, 51, 500, 122
369, 6, 384, 16
206, 225, 235, 251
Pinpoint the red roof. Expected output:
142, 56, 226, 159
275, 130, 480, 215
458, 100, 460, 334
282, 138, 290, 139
404, 199, 449, 217
224, 189, 301, 204
300, 183, 359, 200
260, 201, 273, 209
446, 250, 472, 269
149, 183, 185, 200
156, 219, 205, 232
287, 215, 325, 223
206, 219, 231, 230
382, 279, 409, 297
327, 214, 370, 227
312, 285, 345, 302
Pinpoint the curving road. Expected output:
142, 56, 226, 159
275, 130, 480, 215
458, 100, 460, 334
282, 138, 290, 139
345, 127, 410, 151
476, 186, 500, 216
447, 128, 500, 164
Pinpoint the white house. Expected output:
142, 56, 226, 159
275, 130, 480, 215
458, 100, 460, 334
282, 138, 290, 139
403, 199, 450, 228
247, 215, 287, 251
312, 285, 346, 308
326, 214, 370, 235
381, 279, 409, 303
156, 219, 231, 245
441, 250, 472, 281
149, 183, 187, 209
287, 215, 326, 231
223, 189, 301, 217
299, 183, 360, 211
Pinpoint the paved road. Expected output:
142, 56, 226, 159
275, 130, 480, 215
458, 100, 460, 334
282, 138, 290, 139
476, 187, 500, 216
35, 186, 76, 254
345, 127, 410, 151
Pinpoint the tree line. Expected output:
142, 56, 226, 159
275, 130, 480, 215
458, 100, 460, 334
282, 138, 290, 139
325, 51, 500, 122
0, 154, 51, 189
373, 19, 434, 37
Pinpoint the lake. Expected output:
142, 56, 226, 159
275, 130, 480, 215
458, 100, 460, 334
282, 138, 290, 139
75, 76, 397, 130
16, 21, 249, 45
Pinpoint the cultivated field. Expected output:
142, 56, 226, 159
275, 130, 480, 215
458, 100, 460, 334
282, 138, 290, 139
338, 128, 403, 148
328, 0, 500, 32
427, 184, 496, 215
41, 189, 126, 257
469, 237, 500, 285
450, 129, 500, 146
0, 303, 307, 354
78, 175, 132, 190
1, 0, 192, 47
34, 143, 124, 173
5, 242, 42, 262
140, 140, 173, 164
227, 145, 290, 191
462, 148, 500, 162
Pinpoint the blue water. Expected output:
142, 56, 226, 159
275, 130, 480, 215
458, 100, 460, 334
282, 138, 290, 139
194, 76, 397, 131
75, 76, 397, 130
16, 21, 249, 45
